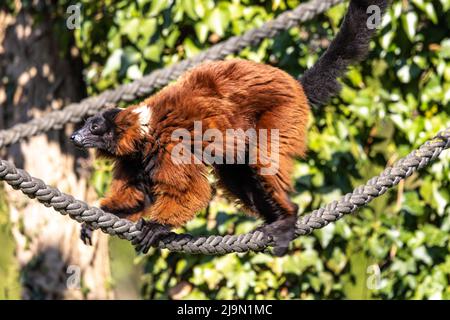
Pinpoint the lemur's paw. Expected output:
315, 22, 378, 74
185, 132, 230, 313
133, 218, 171, 254
259, 214, 297, 257
80, 223, 94, 246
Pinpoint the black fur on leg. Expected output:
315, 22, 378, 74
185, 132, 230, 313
214, 164, 259, 213
248, 170, 298, 256
215, 164, 299, 256
133, 218, 171, 254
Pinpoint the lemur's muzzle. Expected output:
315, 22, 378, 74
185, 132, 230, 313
70, 127, 91, 148
70, 132, 83, 147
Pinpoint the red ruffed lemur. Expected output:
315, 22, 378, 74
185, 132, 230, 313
71, 0, 387, 256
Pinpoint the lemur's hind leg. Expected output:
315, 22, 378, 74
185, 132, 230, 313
216, 164, 298, 256
249, 168, 298, 256
214, 164, 259, 213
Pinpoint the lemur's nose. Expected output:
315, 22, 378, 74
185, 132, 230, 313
70, 133, 83, 147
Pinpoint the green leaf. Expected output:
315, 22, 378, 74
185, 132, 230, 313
397, 64, 412, 83
139, 18, 157, 39
183, 38, 201, 57
126, 65, 143, 79
432, 183, 449, 216
122, 18, 140, 43
102, 48, 123, 77
412, 0, 438, 24
166, 29, 181, 48
316, 224, 335, 249
195, 22, 209, 44
402, 192, 425, 216
413, 246, 432, 265
143, 41, 164, 62
440, 0, 450, 11
207, 7, 230, 37
182, 0, 198, 20
149, 0, 170, 16
401, 12, 418, 41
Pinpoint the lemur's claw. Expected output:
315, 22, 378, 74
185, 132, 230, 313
133, 218, 171, 254
80, 223, 94, 246
135, 218, 145, 230
259, 215, 297, 257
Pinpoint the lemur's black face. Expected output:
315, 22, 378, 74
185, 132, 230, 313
71, 108, 121, 152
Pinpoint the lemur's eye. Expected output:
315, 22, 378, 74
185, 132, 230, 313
91, 124, 99, 132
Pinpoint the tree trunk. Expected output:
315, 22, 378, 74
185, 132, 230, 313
0, 3, 112, 299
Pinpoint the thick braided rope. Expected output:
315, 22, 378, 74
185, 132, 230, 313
0, 0, 344, 149
1, 127, 449, 254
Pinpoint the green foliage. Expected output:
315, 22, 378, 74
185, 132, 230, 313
73, 0, 450, 299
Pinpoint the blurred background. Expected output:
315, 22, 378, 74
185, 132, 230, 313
0, 0, 449, 300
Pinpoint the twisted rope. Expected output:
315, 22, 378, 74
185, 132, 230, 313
0, 0, 344, 149
1, 127, 449, 254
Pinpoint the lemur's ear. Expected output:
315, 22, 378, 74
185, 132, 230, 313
103, 108, 122, 123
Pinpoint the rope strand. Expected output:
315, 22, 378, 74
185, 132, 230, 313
1, 127, 449, 254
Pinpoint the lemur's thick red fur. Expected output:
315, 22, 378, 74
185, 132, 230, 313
100, 59, 309, 227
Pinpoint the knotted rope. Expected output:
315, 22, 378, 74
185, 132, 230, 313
0, 0, 344, 149
1, 127, 449, 254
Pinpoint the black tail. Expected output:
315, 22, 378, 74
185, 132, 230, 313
300, 0, 388, 106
